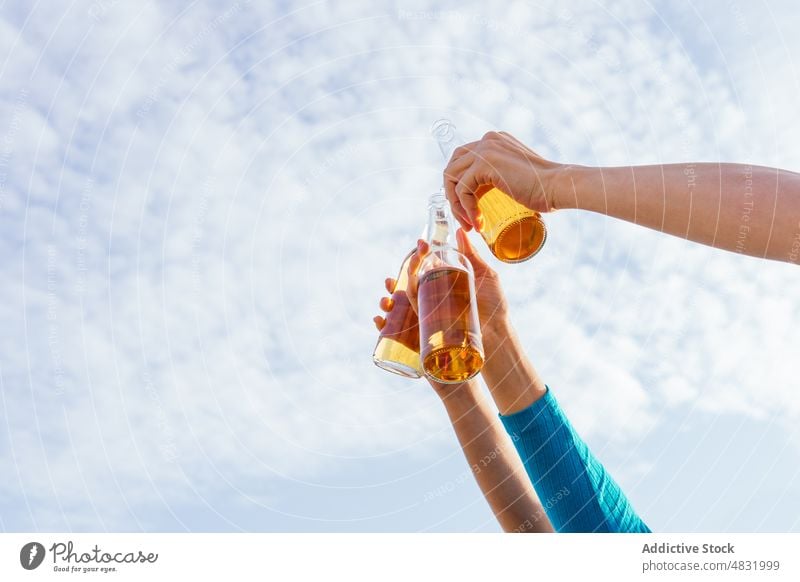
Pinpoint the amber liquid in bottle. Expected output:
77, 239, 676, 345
418, 266, 483, 383
373, 251, 423, 378
476, 185, 547, 263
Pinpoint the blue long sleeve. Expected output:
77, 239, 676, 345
499, 387, 650, 533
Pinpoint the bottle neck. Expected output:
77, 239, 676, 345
426, 190, 455, 249
431, 119, 461, 165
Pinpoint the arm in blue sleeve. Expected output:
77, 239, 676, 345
499, 387, 650, 533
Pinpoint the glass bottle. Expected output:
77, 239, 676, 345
431, 119, 547, 263
372, 249, 423, 378
417, 190, 484, 383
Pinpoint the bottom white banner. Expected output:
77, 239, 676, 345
1, 533, 798, 581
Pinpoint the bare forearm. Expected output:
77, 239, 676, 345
434, 379, 551, 532
481, 320, 547, 416
556, 163, 800, 263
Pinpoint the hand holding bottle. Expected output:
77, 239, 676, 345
373, 228, 509, 368
371, 250, 423, 378
443, 131, 562, 232
401, 230, 509, 334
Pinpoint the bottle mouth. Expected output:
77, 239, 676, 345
428, 189, 447, 205
430, 118, 455, 141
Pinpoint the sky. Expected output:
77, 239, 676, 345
1, 0, 799, 532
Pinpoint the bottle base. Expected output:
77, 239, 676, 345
373, 355, 423, 379
489, 214, 547, 263
422, 345, 484, 384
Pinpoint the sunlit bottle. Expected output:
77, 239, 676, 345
418, 190, 484, 383
372, 249, 423, 378
431, 119, 547, 263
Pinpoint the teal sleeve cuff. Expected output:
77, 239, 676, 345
498, 386, 557, 437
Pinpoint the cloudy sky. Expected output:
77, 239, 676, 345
1, 0, 799, 532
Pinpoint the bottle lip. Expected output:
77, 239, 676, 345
430, 118, 455, 140
428, 190, 447, 206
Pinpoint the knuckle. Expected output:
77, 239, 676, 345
482, 131, 501, 141
456, 186, 473, 201
481, 148, 499, 165
474, 142, 494, 160
453, 145, 469, 158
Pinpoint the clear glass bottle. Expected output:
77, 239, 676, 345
372, 249, 423, 378
417, 190, 484, 383
431, 119, 547, 263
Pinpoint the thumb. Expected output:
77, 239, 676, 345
457, 228, 488, 272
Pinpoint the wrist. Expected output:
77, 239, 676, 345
481, 318, 521, 382
549, 163, 591, 211
479, 322, 547, 415
482, 317, 514, 359
428, 377, 481, 406
481, 314, 514, 350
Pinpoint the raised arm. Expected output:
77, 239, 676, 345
561, 163, 800, 262
454, 231, 651, 533
426, 377, 552, 533
374, 277, 552, 533
444, 132, 800, 263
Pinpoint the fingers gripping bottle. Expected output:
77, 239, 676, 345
418, 190, 484, 383
431, 119, 547, 263
372, 249, 424, 378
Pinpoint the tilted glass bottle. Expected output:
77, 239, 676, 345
372, 248, 423, 378
431, 119, 547, 263
417, 190, 484, 383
